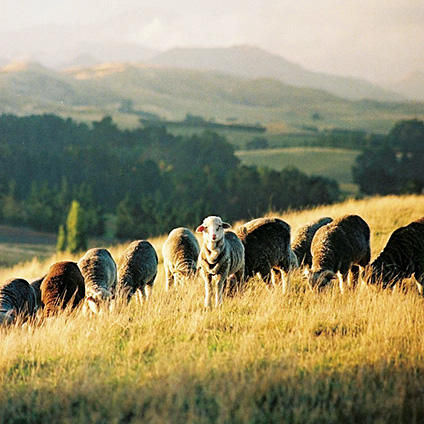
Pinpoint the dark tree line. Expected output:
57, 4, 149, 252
0, 114, 340, 239
353, 119, 424, 195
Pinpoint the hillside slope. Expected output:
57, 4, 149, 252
1, 194, 424, 423
151, 45, 404, 102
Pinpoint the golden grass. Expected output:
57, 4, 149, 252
1, 194, 424, 423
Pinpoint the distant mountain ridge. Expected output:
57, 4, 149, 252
150, 45, 404, 102
0, 60, 423, 132
389, 71, 424, 102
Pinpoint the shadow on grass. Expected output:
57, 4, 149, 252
1, 361, 424, 424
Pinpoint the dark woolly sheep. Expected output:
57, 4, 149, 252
367, 217, 424, 294
0, 278, 39, 325
162, 227, 200, 290
197, 216, 245, 307
117, 240, 158, 303
292, 217, 333, 268
78, 248, 117, 313
40, 261, 85, 317
309, 215, 371, 292
236, 217, 296, 293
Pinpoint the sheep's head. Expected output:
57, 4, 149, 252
85, 287, 112, 314
196, 216, 230, 250
309, 269, 335, 290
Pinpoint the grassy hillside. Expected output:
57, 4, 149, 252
236, 147, 360, 193
1, 195, 424, 423
1, 62, 424, 132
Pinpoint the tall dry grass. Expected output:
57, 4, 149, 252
1, 194, 424, 423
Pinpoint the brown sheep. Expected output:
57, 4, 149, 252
367, 217, 424, 294
40, 261, 85, 317
309, 215, 371, 292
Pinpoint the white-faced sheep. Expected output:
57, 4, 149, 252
78, 248, 117, 313
236, 217, 296, 293
117, 240, 158, 303
40, 261, 85, 317
197, 216, 245, 307
367, 217, 424, 294
0, 278, 39, 325
309, 215, 371, 293
162, 227, 200, 290
291, 217, 333, 268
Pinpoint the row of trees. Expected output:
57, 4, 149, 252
0, 114, 340, 241
353, 119, 424, 195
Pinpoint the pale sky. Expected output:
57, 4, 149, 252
1, 0, 423, 82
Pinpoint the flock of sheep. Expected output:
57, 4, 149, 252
1, 214, 424, 325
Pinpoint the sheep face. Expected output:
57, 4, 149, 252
309, 270, 335, 290
197, 216, 230, 250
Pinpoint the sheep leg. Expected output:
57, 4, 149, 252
348, 266, 360, 289
415, 267, 424, 296
281, 270, 290, 295
212, 274, 226, 307
204, 274, 213, 308
165, 265, 174, 291
337, 271, 345, 294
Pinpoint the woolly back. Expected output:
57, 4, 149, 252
292, 217, 333, 266
118, 240, 158, 290
41, 261, 85, 316
78, 248, 117, 293
0, 278, 37, 317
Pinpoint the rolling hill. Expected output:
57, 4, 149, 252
151, 45, 405, 102
1, 60, 423, 132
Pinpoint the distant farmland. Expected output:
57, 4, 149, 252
236, 147, 360, 194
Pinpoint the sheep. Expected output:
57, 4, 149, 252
40, 261, 85, 317
309, 215, 371, 293
291, 217, 333, 268
0, 278, 39, 325
78, 248, 117, 313
367, 217, 424, 294
236, 217, 296, 293
196, 216, 245, 307
117, 240, 158, 304
162, 227, 200, 290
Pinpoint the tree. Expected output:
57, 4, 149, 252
56, 225, 67, 252
66, 200, 87, 253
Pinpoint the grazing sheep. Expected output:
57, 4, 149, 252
40, 261, 85, 317
292, 217, 333, 268
78, 248, 117, 313
117, 240, 158, 303
367, 217, 424, 294
197, 216, 245, 307
236, 217, 296, 293
309, 215, 371, 293
162, 227, 200, 290
0, 278, 39, 325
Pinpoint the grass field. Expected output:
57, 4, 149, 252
1, 195, 424, 423
236, 147, 360, 194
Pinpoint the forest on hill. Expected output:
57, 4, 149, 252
0, 114, 339, 239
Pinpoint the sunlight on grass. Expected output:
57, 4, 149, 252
1, 194, 424, 422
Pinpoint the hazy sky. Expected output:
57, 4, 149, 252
1, 0, 423, 82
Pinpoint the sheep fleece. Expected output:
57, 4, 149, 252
40, 261, 85, 316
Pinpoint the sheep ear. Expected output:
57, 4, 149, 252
222, 222, 231, 229
196, 225, 205, 233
